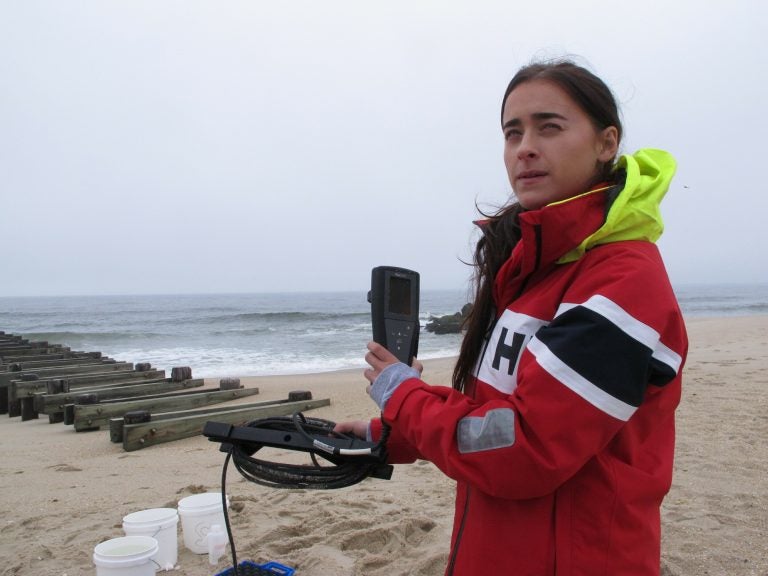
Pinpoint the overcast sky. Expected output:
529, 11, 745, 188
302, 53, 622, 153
1, 1, 766, 297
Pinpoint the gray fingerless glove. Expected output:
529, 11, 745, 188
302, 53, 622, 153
369, 362, 420, 411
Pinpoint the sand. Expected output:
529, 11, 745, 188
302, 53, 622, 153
0, 315, 766, 576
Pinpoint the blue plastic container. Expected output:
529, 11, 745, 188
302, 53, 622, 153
214, 560, 295, 576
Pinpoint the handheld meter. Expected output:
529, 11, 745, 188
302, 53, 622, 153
367, 266, 420, 366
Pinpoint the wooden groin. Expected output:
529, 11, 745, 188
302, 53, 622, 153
1, 331, 331, 450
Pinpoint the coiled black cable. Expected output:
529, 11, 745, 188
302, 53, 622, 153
229, 413, 391, 490
212, 413, 392, 575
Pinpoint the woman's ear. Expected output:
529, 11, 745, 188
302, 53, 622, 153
597, 126, 619, 162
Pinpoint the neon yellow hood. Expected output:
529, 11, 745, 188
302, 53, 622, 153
556, 148, 676, 264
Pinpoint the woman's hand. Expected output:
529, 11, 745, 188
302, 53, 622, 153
363, 341, 423, 411
333, 420, 370, 440
363, 341, 424, 390
363, 341, 399, 384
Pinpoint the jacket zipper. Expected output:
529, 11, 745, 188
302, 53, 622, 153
446, 316, 493, 575
513, 223, 542, 300
447, 311, 496, 575
446, 486, 471, 575
446, 224, 542, 575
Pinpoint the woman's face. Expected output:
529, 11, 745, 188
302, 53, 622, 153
502, 79, 618, 210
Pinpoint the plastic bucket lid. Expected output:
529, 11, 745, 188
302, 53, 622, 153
122, 508, 178, 531
93, 535, 158, 568
177, 493, 228, 517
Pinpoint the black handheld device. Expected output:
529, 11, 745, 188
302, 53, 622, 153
367, 266, 420, 365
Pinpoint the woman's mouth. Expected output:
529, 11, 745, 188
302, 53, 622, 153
516, 170, 548, 184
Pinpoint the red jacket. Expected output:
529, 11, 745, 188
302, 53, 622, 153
371, 150, 687, 575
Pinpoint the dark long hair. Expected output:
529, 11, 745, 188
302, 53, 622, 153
451, 60, 624, 392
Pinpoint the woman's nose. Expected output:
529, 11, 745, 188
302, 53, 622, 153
516, 134, 538, 159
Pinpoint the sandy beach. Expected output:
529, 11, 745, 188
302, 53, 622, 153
1, 315, 766, 576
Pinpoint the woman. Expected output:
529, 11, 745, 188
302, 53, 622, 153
340, 60, 687, 575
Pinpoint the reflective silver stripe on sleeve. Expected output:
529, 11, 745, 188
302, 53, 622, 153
457, 408, 516, 454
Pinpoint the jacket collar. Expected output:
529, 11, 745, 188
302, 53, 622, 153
492, 187, 611, 307
492, 148, 676, 308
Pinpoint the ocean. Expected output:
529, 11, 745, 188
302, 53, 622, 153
1, 284, 765, 379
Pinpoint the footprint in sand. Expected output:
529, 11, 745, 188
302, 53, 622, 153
48, 463, 82, 472
176, 484, 208, 494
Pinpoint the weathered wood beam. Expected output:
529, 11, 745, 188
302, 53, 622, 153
0, 345, 70, 357
2, 361, 129, 387
0, 340, 45, 349
10, 370, 167, 414
109, 390, 312, 443
0, 339, 29, 347
4, 363, 136, 417
27, 367, 162, 392
35, 376, 195, 415
0, 333, 25, 342
5, 362, 133, 395
108, 396, 299, 442
0, 351, 99, 365
73, 387, 261, 431
121, 397, 331, 451
1, 355, 107, 372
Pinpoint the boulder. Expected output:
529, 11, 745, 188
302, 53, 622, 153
425, 303, 472, 334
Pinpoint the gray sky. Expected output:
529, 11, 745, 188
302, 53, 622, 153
1, 1, 766, 297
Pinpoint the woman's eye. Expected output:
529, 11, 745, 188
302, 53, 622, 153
541, 123, 562, 133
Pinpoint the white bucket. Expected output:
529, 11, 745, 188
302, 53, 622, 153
177, 492, 230, 554
122, 507, 179, 571
93, 535, 159, 576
